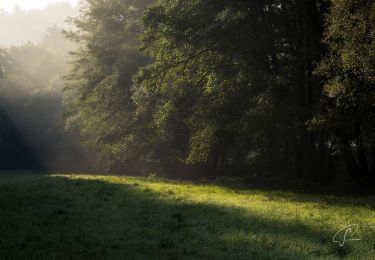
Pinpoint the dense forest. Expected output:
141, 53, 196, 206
1, 0, 374, 184
62, 0, 374, 183
1, 1, 375, 258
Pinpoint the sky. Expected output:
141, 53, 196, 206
0, 0, 79, 13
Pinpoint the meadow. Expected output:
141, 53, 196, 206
0, 173, 374, 259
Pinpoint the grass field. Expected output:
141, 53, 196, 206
0, 173, 374, 259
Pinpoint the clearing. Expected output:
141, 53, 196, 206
0, 173, 374, 259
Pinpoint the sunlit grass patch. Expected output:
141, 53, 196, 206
0, 173, 374, 259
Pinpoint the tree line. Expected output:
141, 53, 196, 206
63, 0, 374, 182
0, 27, 93, 171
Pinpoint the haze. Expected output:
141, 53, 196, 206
0, 1, 78, 46
0, 0, 79, 13
0, 0, 89, 171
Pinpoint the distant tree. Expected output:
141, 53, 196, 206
315, 0, 375, 180
0, 49, 6, 147
6, 43, 66, 87
0, 40, 89, 171
42, 25, 77, 57
0, 49, 7, 78
0, 48, 43, 169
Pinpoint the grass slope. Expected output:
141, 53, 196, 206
0, 173, 374, 259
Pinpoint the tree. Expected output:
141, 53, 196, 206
42, 25, 77, 58
0, 49, 7, 78
64, 0, 154, 171
315, 0, 375, 180
135, 0, 329, 177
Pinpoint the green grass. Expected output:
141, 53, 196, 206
0, 173, 374, 259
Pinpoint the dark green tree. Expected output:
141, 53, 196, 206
315, 0, 375, 180
135, 0, 329, 177
66, 0, 375, 183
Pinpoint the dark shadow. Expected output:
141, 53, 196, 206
0, 106, 45, 171
0, 174, 353, 259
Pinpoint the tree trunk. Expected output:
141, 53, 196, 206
316, 134, 334, 183
325, 151, 335, 184
341, 145, 359, 180
357, 147, 370, 177
371, 147, 375, 177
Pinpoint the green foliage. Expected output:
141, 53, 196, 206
64, 0, 154, 170
135, 0, 328, 175
64, 0, 373, 180
317, 0, 375, 142
0, 49, 7, 78
315, 0, 375, 177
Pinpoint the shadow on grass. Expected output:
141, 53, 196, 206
0, 175, 351, 259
